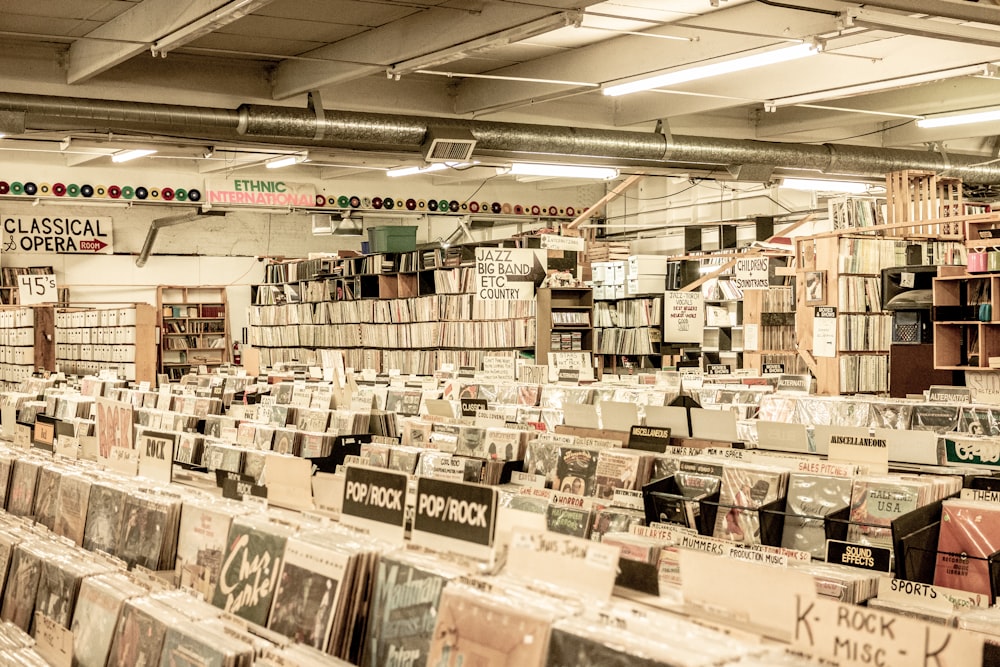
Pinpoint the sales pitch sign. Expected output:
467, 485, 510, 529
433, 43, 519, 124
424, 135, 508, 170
1, 216, 113, 254
474, 247, 546, 300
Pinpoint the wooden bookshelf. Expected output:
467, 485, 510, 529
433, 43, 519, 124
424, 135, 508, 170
158, 286, 230, 380
932, 273, 1000, 370
54, 305, 157, 384
535, 287, 594, 366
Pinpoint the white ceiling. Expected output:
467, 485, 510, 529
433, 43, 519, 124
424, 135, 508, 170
2, 0, 1000, 188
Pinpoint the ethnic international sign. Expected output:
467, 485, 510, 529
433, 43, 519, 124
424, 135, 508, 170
2, 216, 113, 253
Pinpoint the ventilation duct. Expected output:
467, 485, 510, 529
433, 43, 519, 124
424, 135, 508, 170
421, 127, 477, 162
2, 92, 1000, 183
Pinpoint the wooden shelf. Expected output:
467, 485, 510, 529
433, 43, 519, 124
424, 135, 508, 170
158, 286, 230, 378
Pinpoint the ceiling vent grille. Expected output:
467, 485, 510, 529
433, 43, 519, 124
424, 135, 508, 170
422, 127, 476, 163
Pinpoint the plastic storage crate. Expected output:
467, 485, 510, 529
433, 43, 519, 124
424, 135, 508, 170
367, 226, 417, 253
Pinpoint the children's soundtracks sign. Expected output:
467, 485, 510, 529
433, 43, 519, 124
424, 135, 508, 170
1, 216, 113, 254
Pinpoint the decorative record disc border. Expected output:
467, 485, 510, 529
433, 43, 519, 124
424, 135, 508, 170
0, 180, 200, 203
314, 194, 578, 218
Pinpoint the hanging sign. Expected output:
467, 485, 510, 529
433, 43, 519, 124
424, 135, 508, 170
17, 274, 58, 304
664, 291, 704, 344
734, 256, 769, 290
1, 216, 113, 254
540, 234, 585, 251
204, 178, 316, 207
474, 248, 546, 300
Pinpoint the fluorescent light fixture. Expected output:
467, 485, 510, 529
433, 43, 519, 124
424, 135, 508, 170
386, 162, 477, 177
770, 64, 997, 109
843, 8, 1000, 49
781, 178, 869, 194
504, 163, 619, 179
917, 107, 1000, 129
151, 0, 274, 57
111, 149, 157, 163
604, 42, 819, 97
265, 153, 307, 169
387, 11, 581, 78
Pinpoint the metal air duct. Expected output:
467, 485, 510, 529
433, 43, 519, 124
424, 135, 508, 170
1, 91, 999, 183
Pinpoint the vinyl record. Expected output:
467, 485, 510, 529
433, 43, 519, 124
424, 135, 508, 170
438, 199, 449, 212
566, 206, 575, 217
81, 184, 95, 198
120, 185, 132, 199
469, 201, 479, 213
491, 202, 502, 214
52, 183, 66, 197
133, 186, 147, 199
187, 189, 201, 202
0, 182, 8, 195
514, 204, 524, 215
460, 202, 468, 211
383, 197, 395, 210
23, 182, 37, 196
9, 182, 22, 195
315, 195, 326, 207
501, 203, 512, 214
405, 198, 417, 210
108, 185, 122, 199
372, 196, 383, 209
93, 185, 105, 197
38, 183, 50, 195
558, 208, 565, 215
326, 196, 336, 206
349, 196, 361, 208
162, 188, 175, 201
337, 195, 349, 208
448, 200, 459, 212
530, 205, 540, 215
417, 199, 427, 210
480, 201, 489, 213
150, 188, 161, 199
175, 188, 188, 202
428, 199, 438, 211
362, 197, 372, 208
396, 199, 405, 209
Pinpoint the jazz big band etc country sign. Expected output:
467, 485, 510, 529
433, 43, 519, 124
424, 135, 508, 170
1, 216, 113, 253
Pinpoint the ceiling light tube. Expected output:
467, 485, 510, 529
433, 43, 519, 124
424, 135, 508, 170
504, 163, 619, 179
781, 178, 870, 194
111, 149, 157, 163
151, 0, 274, 57
917, 107, 1000, 129
604, 42, 819, 97
387, 163, 450, 178
266, 153, 307, 169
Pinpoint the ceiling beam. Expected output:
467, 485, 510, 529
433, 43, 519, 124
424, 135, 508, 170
271, 0, 600, 100
67, 0, 247, 84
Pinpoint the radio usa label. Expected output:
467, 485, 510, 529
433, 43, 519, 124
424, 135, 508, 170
2, 216, 113, 254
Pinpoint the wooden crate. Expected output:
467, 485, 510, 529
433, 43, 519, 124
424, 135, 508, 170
884, 170, 964, 239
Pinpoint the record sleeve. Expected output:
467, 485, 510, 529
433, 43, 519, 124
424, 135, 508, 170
176, 499, 243, 601
934, 499, 1000, 596
71, 572, 147, 667
781, 473, 853, 558
712, 463, 787, 544
106, 596, 183, 667
267, 534, 351, 651
83, 481, 126, 556
6, 459, 39, 518
555, 446, 599, 497
32, 465, 62, 532
212, 516, 294, 626
116, 493, 170, 570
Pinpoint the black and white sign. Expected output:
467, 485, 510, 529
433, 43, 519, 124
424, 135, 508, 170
813, 306, 837, 358
136, 430, 175, 484
927, 385, 973, 403
557, 368, 580, 384
222, 477, 268, 501
474, 247, 546, 300
412, 477, 497, 561
1, 216, 113, 254
734, 256, 769, 290
341, 465, 408, 542
763, 363, 786, 375
17, 274, 58, 304
826, 539, 892, 573
706, 364, 731, 375
460, 398, 488, 417
628, 425, 672, 453
777, 374, 811, 394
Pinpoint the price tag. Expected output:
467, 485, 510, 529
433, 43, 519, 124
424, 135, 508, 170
17, 274, 58, 305
33, 613, 72, 667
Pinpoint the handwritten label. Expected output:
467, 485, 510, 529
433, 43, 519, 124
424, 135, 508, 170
813, 306, 837, 358
137, 431, 174, 484
13, 424, 30, 450
18, 274, 58, 305
540, 234, 585, 251
664, 291, 705, 344
54, 435, 79, 460
507, 528, 619, 601
734, 256, 769, 290
33, 613, 72, 667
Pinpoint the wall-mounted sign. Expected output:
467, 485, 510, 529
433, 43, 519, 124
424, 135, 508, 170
1, 216, 112, 254
204, 178, 316, 208
474, 247, 546, 300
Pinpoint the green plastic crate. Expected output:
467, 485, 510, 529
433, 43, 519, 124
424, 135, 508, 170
367, 226, 417, 253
